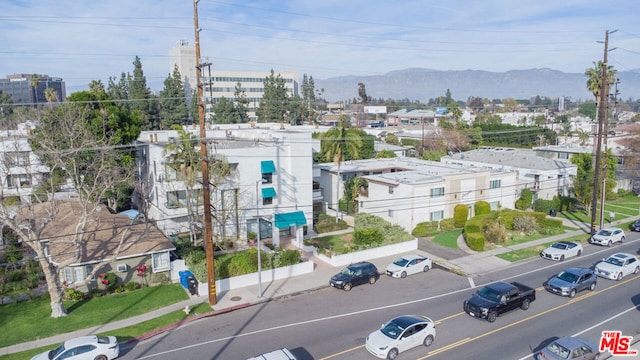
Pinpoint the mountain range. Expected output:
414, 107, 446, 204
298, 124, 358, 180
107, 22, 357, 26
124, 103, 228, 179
314, 68, 640, 104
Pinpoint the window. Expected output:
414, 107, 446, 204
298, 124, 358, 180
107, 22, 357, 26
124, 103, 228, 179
490, 180, 501, 189
490, 201, 500, 210
430, 210, 444, 221
388, 209, 394, 217
388, 186, 394, 194
261, 160, 275, 184
5, 152, 30, 166
430, 187, 444, 197
153, 252, 170, 272
6, 174, 31, 188
263, 196, 273, 205
557, 152, 569, 160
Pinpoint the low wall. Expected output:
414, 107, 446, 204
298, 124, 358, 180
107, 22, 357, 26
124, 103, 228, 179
191, 260, 315, 295
316, 238, 418, 267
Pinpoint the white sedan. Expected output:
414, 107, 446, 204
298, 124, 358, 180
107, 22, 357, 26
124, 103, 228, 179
594, 253, 640, 281
31, 335, 119, 360
385, 254, 432, 278
589, 227, 626, 246
366, 315, 436, 359
540, 241, 583, 261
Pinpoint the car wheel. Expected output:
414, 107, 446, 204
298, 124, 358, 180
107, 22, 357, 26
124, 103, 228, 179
621, 236, 625, 243
521, 299, 530, 310
369, 276, 377, 285
423, 335, 434, 347
487, 311, 497, 323
94, 356, 108, 360
343, 283, 352, 291
569, 289, 577, 298
617, 272, 623, 281
560, 255, 565, 261
401, 271, 407, 278
387, 348, 399, 360
634, 267, 640, 275
608, 240, 612, 247
589, 282, 596, 291
423, 265, 430, 272
577, 249, 582, 256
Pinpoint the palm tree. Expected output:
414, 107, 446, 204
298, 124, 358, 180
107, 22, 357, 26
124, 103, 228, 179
585, 61, 616, 102
577, 129, 590, 146
44, 88, 58, 106
320, 115, 362, 222
29, 74, 39, 108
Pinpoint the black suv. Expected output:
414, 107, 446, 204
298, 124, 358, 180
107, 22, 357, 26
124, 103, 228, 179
330, 261, 379, 291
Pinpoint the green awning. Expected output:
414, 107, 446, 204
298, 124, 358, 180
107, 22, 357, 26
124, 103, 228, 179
261, 187, 276, 198
274, 211, 306, 229
261, 160, 276, 174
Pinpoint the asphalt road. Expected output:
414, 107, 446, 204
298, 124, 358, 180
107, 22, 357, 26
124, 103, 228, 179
119, 236, 640, 360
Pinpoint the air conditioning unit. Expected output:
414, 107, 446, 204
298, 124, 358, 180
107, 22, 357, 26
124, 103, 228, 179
116, 264, 128, 272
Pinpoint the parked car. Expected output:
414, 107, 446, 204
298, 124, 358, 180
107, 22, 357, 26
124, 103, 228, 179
385, 254, 432, 278
589, 227, 625, 246
463, 281, 536, 322
536, 336, 599, 360
543, 267, 596, 298
365, 315, 436, 359
629, 219, 640, 232
31, 335, 119, 360
329, 261, 379, 291
540, 241, 583, 261
247, 348, 297, 360
594, 253, 640, 280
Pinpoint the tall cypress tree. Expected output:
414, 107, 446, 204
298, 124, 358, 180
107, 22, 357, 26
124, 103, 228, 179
129, 56, 159, 130
159, 65, 188, 129
255, 69, 288, 123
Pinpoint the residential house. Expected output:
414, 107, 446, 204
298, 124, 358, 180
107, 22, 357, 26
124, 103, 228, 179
16, 201, 175, 292
316, 157, 518, 233
441, 147, 577, 203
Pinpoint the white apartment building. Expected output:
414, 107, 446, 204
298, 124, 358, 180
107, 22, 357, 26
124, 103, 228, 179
136, 123, 313, 248
316, 158, 518, 233
441, 147, 578, 203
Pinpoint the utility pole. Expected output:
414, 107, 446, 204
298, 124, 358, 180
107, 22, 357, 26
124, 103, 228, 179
194, 0, 216, 306
590, 30, 613, 235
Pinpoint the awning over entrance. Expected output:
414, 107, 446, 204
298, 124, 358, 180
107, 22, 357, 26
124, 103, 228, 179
274, 211, 306, 229
261, 160, 276, 174
261, 187, 276, 198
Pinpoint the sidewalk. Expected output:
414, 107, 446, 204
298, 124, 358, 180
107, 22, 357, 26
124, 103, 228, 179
0, 217, 626, 356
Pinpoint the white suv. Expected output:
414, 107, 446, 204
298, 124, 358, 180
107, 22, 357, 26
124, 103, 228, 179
589, 227, 625, 246
247, 348, 297, 360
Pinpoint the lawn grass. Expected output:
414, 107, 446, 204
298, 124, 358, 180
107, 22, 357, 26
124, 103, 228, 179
432, 229, 462, 249
0, 283, 189, 348
304, 232, 354, 254
0, 302, 213, 360
496, 233, 591, 262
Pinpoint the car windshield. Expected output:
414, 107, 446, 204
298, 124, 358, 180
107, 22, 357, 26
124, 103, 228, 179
340, 267, 355, 276
477, 286, 502, 302
380, 319, 405, 340
393, 258, 409, 267
552, 243, 568, 250
556, 271, 578, 283
546, 342, 571, 359
50, 344, 66, 359
605, 257, 623, 267
597, 230, 612, 236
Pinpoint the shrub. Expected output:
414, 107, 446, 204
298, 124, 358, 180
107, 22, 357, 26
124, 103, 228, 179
151, 272, 171, 285
533, 199, 554, 214
439, 218, 456, 231
483, 222, 509, 245
113, 285, 126, 293
275, 249, 301, 267
412, 221, 439, 237
228, 251, 258, 277
515, 189, 534, 210
353, 228, 383, 246
124, 281, 139, 291
8, 270, 26, 282
513, 215, 538, 233
63, 288, 85, 301
474, 201, 491, 216
454, 204, 469, 228
314, 214, 349, 233
100, 272, 119, 292
465, 232, 485, 251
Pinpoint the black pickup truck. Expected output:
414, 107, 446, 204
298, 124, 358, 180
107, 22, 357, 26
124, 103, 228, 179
463, 281, 536, 322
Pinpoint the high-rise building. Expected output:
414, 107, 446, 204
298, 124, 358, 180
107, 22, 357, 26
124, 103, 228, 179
168, 40, 197, 105
0, 74, 66, 106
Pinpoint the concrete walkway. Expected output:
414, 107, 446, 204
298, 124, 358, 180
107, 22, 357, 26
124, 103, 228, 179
0, 216, 633, 356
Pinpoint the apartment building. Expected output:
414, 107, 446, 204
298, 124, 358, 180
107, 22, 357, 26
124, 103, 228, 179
0, 74, 65, 106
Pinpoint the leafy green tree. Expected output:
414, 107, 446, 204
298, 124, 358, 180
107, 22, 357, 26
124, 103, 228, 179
256, 69, 288, 123
578, 102, 597, 120
0, 91, 14, 117
211, 97, 236, 124
287, 95, 304, 125
375, 149, 397, 159
129, 56, 159, 129
446, 102, 463, 123
44, 88, 58, 107
159, 65, 189, 128
234, 82, 249, 123
385, 132, 399, 145
107, 73, 130, 110
301, 74, 316, 124
467, 96, 484, 113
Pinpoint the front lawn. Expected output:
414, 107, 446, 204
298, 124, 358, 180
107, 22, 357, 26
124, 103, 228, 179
496, 233, 591, 262
432, 229, 462, 249
0, 283, 189, 348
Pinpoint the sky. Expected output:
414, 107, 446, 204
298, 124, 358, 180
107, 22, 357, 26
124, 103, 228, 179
1, 0, 639, 94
